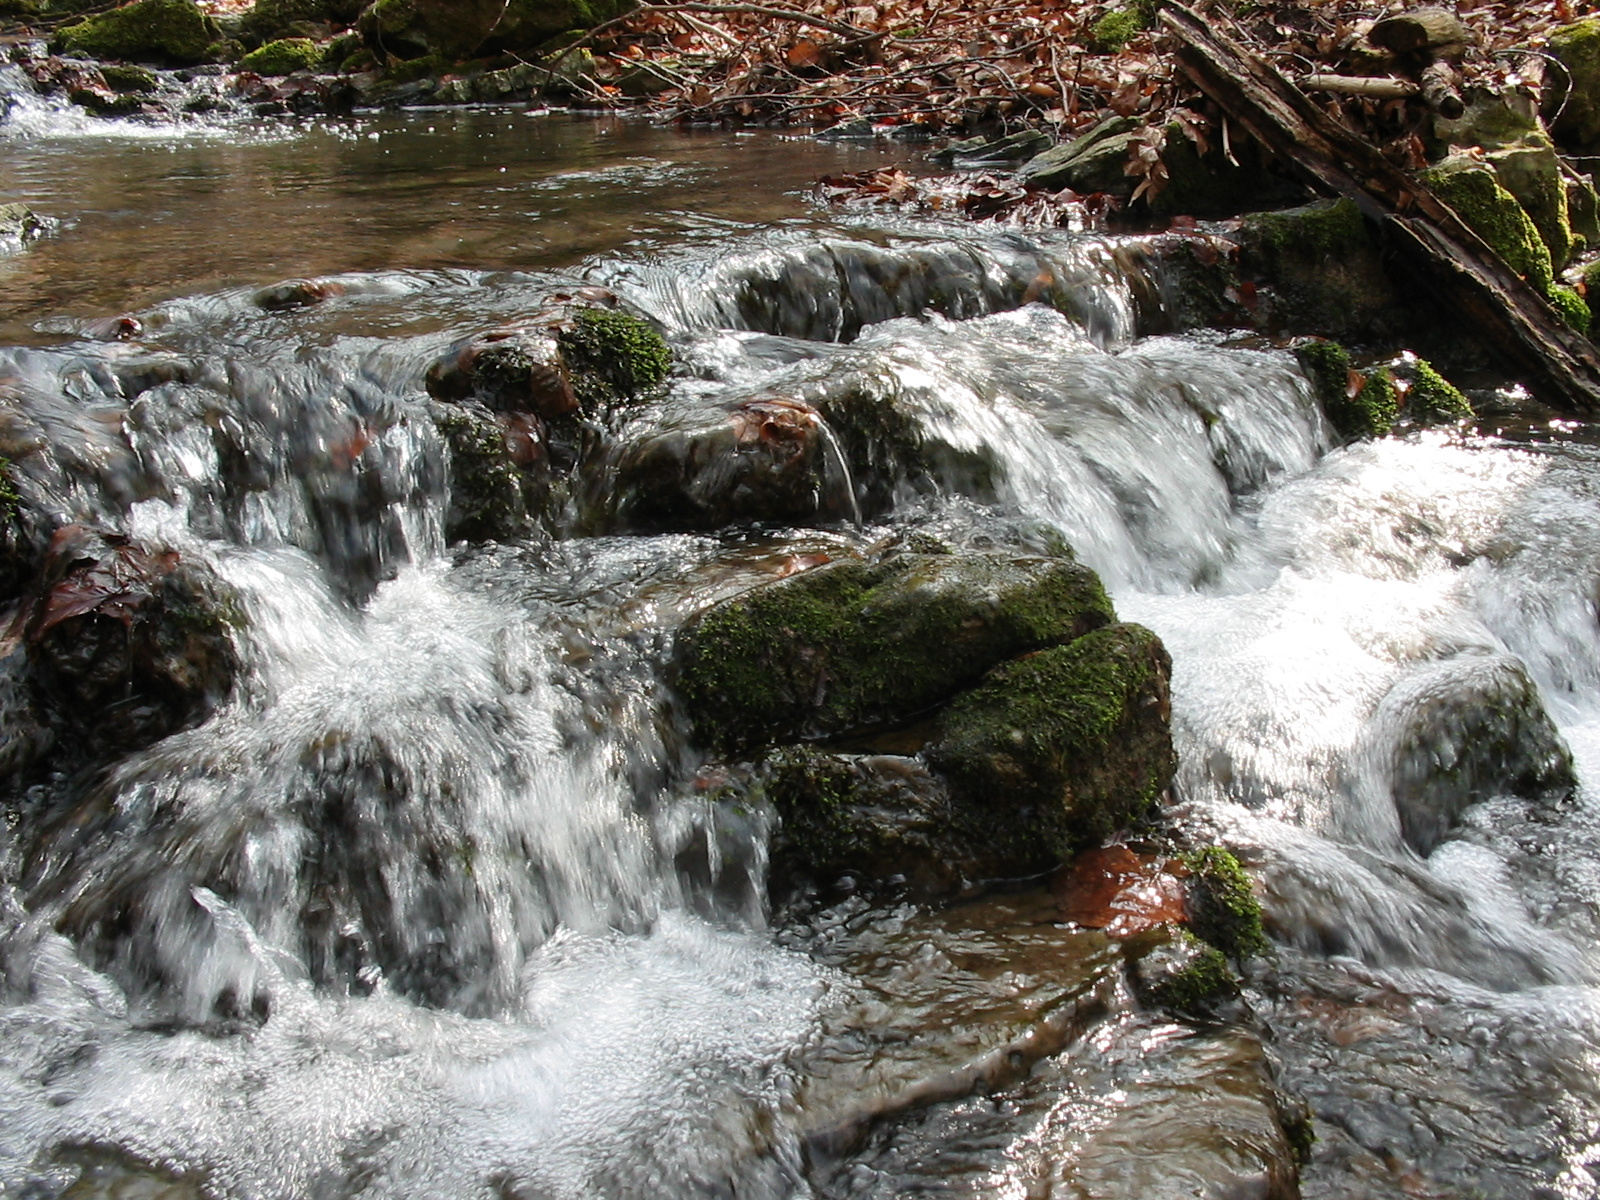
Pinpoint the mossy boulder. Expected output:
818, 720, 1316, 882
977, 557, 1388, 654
52, 0, 216, 65
758, 747, 988, 894
1395, 357, 1474, 425
240, 0, 361, 45
1552, 283, 1591, 332
928, 621, 1175, 855
1295, 340, 1396, 440
1183, 846, 1268, 961
1238, 199, 1401, 339
482, 0, 638, 54
100, 63, 158, 91
1131, 928, 1238, 1014
1422, 157, 1555, 295
1546, 19, 1600, 153
675, 551, 1114, 754
557, 306, 671, 404
238, 36, 321, 74
1149, 126, 1306, 219
430, 401, 541, 544
1486, 138, 1575, 270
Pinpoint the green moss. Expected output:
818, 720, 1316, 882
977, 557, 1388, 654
1404, 358, 1474, 425
1548, 19, 1600, 151
238, 36, 320, 73
1246, 197, 1366, 260
1423, 161, 1555, 296
1148, 932, 1236, 1013
557, 307, 671, 405
1551, 282, 1592, 333
675, 553, 1114, 754
1295, 341, 1398, 440
0, 458, 19, 523
52, 0, 215, 64
1280, 1100, 1316, 1167
241, 0, 361, 44
1091, 7, 1141, 51
432, 404, 535, 543
1182, 846, 1268, 961
930, 622, 1175, 854
99, 63, 158, 90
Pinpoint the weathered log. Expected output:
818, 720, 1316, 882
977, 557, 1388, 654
1301, 74, 1416, 99
1160, 1, 1600, 414
1420, 61, 1465, 119
1368, 8, 1470, 56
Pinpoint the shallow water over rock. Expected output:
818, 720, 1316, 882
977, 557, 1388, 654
0, 89, 1598, 1200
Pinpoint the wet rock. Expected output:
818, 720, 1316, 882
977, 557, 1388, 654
100, 63, 160, 92
254, 276, 346, 311
1016, 115, 1138, 191
675, 550, 1113, 754
591, 395, 850, 533
237, 36, 320, 75
929, 622, 1175, 856
1392, 355, 1474, 425
481, 0, 636, 55
1130, 926, 1237, 1014
1183, 845, 1269, 961
1375, 655, 1576, 856
426, 324, 577, 418
51, 0, 217, 67
1545, 18, 1600, 153
758, 747, 986, 895
0, 203, 46, 248
20, 527, 240, 752
1238, 199, 1405, 340
426, 304, 667, 418
430, 400, 543, 544
933, 128, 1050, 169
1422, 155, 1555, 295
1295, 340, 1397, 440
355, 0, 501, 60
1566, 166, 1600, 249
1148, 123, 1308, 219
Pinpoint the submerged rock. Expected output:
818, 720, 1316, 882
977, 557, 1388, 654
674, 550, 1113, 754
928, 622, 1175, 856
51, 0, 217, 66
592, 395, 849, 533
0, 203, 46, 248
430, 401, 544, 544
20, 527, 240, 753
1374, 655, 1576, 855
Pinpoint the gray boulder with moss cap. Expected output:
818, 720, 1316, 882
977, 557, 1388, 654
51, 0, 217, 65
928, 622, 1175, 854
674, 550, 1114, 754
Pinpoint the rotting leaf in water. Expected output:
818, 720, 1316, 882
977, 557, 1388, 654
1054, 844, 1189, 937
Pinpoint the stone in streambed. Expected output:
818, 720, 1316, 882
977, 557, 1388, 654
1238, 199, 1404, 341
591, 395, 849, 533
238, 37, 321, 75
51, 0, 217, 66
1373, 655, 1575, 856
928, 621, 1175, 856
241, 0, 363, 46
1545, 19, 1600, 154
0, 204, 46, 247
1422, 156, 1556, 295
675, 550, 1113, 754
1016, 115, 1138, 192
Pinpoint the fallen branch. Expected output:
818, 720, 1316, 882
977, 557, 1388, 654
1161, 0, 1600, 414
1300, 74, 1417, 99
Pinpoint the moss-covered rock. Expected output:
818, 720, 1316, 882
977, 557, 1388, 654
1183, 846, 1268, 961
1149, 125, 1307, 220
1396, 357, 1474, 425
1551, 282, 1591, 332
238, 36, 320, 74
1238, 199, 1400, 339
51, 0, 216, 65
1546, 19, 1600, 152
482, 0, 637, 54
99, 63, 158, 91
1295, 340, 1396, 439
1091, 7, 1142, 52
1422, 157, 1555, 295
1486, 138, 1575, 270
240, 0, 361, 45
928, 622, 1175, 854
1568, 170, 1600, 249
675, 551, 1114, 754
556, 306, 671, 405
1131, 928, 1238, 1014
758, 746, 985, 894
430, 401, 541, 544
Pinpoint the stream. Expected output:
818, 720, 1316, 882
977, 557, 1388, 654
2, 68, 1599, 1200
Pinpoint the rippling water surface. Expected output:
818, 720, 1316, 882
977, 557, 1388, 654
2, 73, 1600, 1200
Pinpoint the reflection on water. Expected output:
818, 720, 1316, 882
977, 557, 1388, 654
0, 108, 907, 342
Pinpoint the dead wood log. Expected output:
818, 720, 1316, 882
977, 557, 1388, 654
1301, 74, 1417, 99
1160, 0, 1600, 414
1420, 62, 1465, 119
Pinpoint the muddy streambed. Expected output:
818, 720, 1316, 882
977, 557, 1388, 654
0, 81, 1598, 1200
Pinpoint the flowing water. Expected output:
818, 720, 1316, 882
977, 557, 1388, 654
1, 64, 1599, 1200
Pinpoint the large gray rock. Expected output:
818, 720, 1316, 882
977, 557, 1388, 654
1017, 117, 1139, 193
